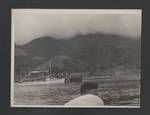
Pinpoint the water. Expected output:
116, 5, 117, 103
13, 76, 140, 106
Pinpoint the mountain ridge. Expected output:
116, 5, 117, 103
15, 33, 141, 76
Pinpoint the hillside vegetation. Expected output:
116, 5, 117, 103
15, 33, 141, 79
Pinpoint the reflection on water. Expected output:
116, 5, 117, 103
14, 77, 140, 106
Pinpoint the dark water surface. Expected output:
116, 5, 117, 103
14, 76, 140, 106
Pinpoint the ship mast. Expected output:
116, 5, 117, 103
49, 60, 52, 78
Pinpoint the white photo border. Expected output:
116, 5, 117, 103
11, 9, 141, 108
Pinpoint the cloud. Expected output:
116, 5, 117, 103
12, 9, 141, 45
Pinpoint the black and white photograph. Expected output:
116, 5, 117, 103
11, 9, 141, 108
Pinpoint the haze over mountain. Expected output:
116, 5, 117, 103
15, 33, 141, 76
13, 9, 141, 45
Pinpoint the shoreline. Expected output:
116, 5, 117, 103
15, 78, 65, 86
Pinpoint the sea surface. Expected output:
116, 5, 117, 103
13, 76, 140, 106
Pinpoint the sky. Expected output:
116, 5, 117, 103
12, 9, 142, 45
